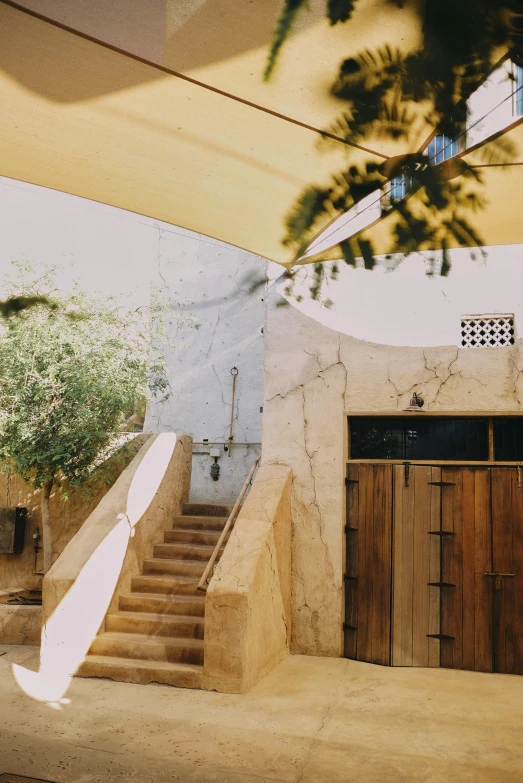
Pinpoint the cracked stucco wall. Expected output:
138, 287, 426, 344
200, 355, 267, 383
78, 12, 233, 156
145, 226, 266, 504
262, 283, 523, 658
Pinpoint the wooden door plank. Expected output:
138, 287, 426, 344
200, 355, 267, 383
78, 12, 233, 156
428, 467, 441, 667
400, 465, 415, 666
462, 469, 477, 670
391, 465, 439, 668
371, 465, 392, 665
512, 470, 523, 674
492, 469, 512, 673
441, 468, 461, 669
344, 463, 359, 659
412, 466, 431, 667
358, 464, 374, 663
392, 465, 404, 665
473, 469, 493, 673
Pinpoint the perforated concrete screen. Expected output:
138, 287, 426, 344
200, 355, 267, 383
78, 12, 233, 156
461, 315, 516, 348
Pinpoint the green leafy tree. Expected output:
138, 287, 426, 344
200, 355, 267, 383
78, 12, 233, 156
266, 0, 523, 286
0, 266, 170, 573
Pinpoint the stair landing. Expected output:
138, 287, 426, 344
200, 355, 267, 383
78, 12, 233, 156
78, 503, 231, 688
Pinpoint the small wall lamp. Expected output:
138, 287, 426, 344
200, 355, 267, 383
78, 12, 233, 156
404, 392, 424, 411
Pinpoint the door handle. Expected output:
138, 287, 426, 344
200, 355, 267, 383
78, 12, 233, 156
484, 572, 515, 590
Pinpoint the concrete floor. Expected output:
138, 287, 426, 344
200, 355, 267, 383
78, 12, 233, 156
1, 646, 522, 783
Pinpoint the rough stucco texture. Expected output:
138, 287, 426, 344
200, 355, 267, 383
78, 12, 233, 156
262, 292, 523, 658
0, 605, 41, 645
144, 226, 265, 504
41, 434, 191, 677
203, 464, 292, 693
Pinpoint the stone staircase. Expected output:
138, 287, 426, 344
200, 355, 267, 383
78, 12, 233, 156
78, 503, 231, 689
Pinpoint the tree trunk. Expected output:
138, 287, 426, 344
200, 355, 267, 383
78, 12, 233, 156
41, 480, 54, 574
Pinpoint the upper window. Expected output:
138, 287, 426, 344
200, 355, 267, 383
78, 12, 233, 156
381, 132, 460, 211
494, 418, 523, 461
389, 175, 410, 201
349, 416, 489, 461
514, 63, 523, 117
427, 134, 459, 165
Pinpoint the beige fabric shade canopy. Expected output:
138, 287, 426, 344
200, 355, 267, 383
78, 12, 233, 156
0, 0, 520, 266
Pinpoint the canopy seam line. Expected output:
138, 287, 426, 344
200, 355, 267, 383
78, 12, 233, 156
0, 0, 388, 160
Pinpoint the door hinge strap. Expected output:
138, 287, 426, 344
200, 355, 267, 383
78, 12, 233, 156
343, 623, 357, 631
427, 481, 456, 487
427, 634, 455, 640
428, 582, 456, 588
428, 530, 455, 536
344, 574, 358, 582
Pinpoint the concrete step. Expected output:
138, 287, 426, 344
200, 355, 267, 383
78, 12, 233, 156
90, 631, 204, 665
79, 655, 203, 689
131, 574, 202, 595
106, 610, 205, 639
143, 558, 206, 578
164, 528, 228, 546
119, 592, 205, 617
183, 503, 232, 517
153, 542, 223, 561
171, 515, 227, 531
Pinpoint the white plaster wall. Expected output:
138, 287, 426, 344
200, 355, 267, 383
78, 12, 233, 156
290, 244, 523, 347
145, 226, 266, 504
262, 250, 523, 658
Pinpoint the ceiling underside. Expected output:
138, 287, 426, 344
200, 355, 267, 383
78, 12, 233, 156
0, 1, 520, 266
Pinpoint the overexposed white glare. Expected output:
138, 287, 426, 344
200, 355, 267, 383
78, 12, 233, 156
12, 433, 177, 706
0, 176, 156, 306
281, 245, 523, 348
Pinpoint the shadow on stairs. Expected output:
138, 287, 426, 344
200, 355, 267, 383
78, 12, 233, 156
77, 503, 231, 689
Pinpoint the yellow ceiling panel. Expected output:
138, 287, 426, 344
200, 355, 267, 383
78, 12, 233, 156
1, 1, 383, 265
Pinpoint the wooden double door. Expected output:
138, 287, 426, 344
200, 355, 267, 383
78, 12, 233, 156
344, 463, 523, 674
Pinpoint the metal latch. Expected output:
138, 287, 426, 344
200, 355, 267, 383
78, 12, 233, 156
484, 572, 515, 590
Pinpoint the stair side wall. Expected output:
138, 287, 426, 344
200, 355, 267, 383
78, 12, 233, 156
41, 433, 192, 679
203, 464, 292, 693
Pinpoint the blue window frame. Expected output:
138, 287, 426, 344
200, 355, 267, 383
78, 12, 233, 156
389, 175, 409, 201
427, 134, 459, 165
514, 64, 523, 116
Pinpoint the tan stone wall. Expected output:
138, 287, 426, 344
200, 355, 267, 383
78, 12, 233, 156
40, 433, 191, 681
263, 301, 523, 658
0, 434, 149, 594
0, 605, 41, 645
203, 464, 292, 693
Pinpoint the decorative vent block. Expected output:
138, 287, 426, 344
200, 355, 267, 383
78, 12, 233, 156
461, 314, 515, 348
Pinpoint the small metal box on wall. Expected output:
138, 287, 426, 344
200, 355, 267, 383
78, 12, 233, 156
0, 507, 27, 554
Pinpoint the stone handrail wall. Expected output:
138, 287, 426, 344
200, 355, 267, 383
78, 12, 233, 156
40, 433, 192, 680
203, 463, 293, 693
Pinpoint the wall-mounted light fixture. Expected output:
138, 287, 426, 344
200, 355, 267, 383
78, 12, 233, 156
210, 447, 221, 481
404, 392, 424, 412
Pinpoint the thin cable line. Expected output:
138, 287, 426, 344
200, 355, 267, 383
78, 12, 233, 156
0, 0, 387, 159
303, 190, 386, 253
431, 76, 523, 161
307, 81, 523, 253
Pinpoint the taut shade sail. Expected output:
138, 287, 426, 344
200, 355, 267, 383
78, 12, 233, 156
0, 1, 392, 266
1, 1, 521, 266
